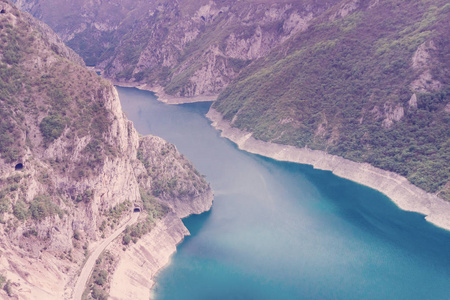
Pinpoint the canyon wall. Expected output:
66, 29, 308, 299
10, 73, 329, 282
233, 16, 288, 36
0, 2, 213, 298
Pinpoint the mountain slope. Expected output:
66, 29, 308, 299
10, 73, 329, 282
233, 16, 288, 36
11, 0, 449, 197
0, 1, 212, 298
12, 0, 341, 98
212, 0, 450, 200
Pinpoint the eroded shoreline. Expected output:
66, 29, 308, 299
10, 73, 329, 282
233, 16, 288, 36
109, 213, 189, 300
108, 188, 214, 299
206, 107, 450, 232
113, 81, 217, 104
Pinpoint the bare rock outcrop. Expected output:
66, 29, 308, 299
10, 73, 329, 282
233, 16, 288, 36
382, 103, 404, 128
410, 40, 442, 93
109, 213, 189, 300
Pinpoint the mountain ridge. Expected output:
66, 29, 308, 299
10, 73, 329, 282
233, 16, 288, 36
12, 0, 341, 96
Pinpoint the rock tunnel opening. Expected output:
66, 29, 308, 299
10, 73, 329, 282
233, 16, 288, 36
15, 163, 23, 170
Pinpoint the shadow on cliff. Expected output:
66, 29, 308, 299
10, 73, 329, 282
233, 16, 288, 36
182, 208, 213, 237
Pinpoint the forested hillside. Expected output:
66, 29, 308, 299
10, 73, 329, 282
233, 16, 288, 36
213, 0, 450, 199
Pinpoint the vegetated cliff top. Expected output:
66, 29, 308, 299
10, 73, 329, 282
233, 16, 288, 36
213, 0, 450, 200
0, 1, 212, 298
0, 0, 110, 168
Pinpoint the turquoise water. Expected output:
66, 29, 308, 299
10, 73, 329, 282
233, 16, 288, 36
117, 87, 450, 300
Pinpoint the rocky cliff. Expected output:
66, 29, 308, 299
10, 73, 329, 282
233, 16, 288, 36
0, 1, 212, 298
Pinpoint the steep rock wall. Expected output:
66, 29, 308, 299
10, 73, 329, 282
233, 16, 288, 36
0, 2, 213, 298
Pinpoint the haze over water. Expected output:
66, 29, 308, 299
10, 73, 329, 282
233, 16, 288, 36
117, 87, 450, 300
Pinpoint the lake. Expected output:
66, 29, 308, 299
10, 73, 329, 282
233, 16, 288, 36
117, 87, 450, 300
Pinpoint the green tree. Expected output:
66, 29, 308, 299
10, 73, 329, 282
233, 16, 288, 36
13, 200, 28, 220
39, 114, 66, 143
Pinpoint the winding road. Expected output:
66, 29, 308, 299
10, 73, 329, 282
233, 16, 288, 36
72, 212, 140, 300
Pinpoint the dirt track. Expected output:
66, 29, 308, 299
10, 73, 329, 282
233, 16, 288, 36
72, 212, 140, 300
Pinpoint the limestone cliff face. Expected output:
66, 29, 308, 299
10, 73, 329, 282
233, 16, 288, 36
12, 0, 340, 97
135, 135, 213, 218
113, 0, 324, 97
0, 2, 213, 299
0, 84, 141, 299
108, 212, 189, 300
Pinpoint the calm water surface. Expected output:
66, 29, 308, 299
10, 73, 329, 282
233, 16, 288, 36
117, 87, 450, 300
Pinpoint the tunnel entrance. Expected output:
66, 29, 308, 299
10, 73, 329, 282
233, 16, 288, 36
15, 163, 23, 170
133, 203, 141, 213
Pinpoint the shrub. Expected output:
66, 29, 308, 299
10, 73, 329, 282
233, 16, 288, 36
23, 228, 38, 238
0, 197, 10, 214
13, 200, 28, 220
3, 280, 13, 297
91, 286, 108, 300
122, 233, 131, 245
94, 270, 108, 286
75, 189, 93, 203
99, 220, 106, 232
28, 195, 62, 221
39, 113, 66, 144
3, 48, 21, 65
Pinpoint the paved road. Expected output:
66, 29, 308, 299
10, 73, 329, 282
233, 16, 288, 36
72, 212, 140, 300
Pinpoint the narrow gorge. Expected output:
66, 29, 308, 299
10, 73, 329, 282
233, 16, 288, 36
1, 0, 450, 299
12, 0, 449, 206
0, 1, 212, 298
